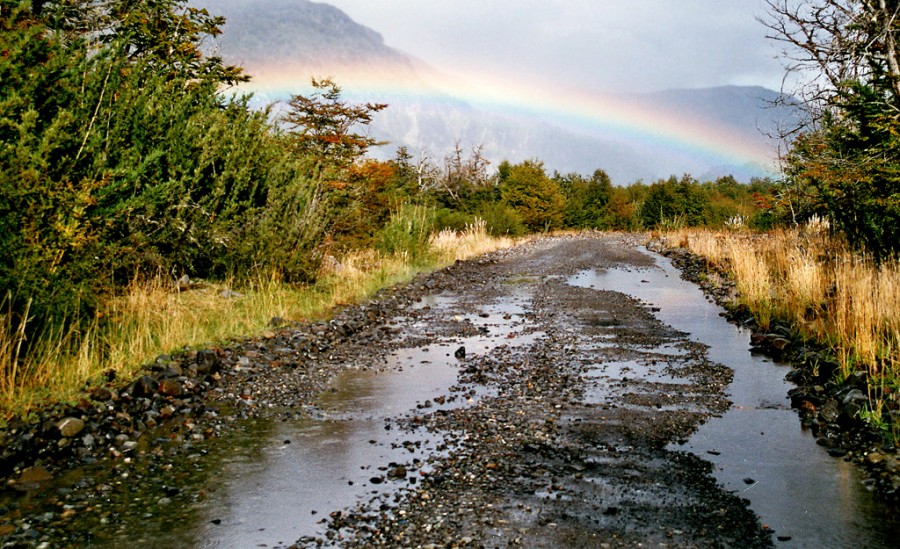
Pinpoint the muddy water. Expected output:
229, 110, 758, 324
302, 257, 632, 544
569, 249, 900, 547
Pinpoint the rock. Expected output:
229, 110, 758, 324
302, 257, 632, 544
88, 386, 114, 401
19, 466, 53, 483
846, 370, 869, 388
819, 399, 840, 423
127, 376, 158, 398
770, 338, 791, 351
219, 289, 243, 299
841, 389, 868, 419
866, 452, 885, 465
195, 350, 222, 375
157, 379, 184, 397
785, 369, 804, 383
388, 466, 408, 480
175, 274, 191, 292
56, 417, 85, 438
454, 346, 466, 360
160, 364, 183, 378
817, 360, 841, 383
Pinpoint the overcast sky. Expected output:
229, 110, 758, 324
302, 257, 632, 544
325, 0, 786, 94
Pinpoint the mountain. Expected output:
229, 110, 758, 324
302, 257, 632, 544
193, 0, 797, 183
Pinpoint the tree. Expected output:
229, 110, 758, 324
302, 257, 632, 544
762, 0, 900, 259
558, 169, 613, 229
499, 160, 565, 231
639, 175, 711, 229
281, 78, 387, 171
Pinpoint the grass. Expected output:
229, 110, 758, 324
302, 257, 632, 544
0, 221, 515, 420
657, 225, 900, 441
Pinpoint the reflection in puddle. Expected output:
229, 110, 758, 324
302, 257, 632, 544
180, 286, 540, 547
191, 354, 459, 547
568, 250, 900, 547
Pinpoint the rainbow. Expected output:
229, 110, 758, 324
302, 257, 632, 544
233, 61, 780, 176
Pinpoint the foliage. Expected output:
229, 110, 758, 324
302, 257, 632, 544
639, 175, 711, 228
374, 204, 434, 263
498, 160, 565, 232
433, 208, 476, 233
281, 78, 387, 173
763, 0, 900, 260
474, 201, 526, 237
557, 169, 613, 229
0, 0, 327, 344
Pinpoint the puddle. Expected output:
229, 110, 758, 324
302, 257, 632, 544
74, 285, 540, 547
568, 250, 900, 547
584, 359, 693, 386
66, 350, 463, 548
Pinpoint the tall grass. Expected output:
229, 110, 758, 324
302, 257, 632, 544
0, 222, 515, 419
659, 226, 900, 439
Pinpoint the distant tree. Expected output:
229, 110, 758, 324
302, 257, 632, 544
499, 160, 565, 231
431, 142, 493, 206
639, 175, 710, 228
281, 78, 387, 170
605, 186, 640, 230
558, 169, 613, 229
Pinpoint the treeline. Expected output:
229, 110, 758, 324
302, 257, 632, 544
0, 0, 776, 349
410, 154, 776, 236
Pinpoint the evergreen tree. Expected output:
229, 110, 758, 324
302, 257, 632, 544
499, 160, 565, 231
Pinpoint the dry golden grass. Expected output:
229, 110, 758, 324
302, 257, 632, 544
430, 219, 516, 262
0, 225, 517, 418
661, 226, 900, 433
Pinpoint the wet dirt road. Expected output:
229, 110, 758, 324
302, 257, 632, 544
2, 235, 796, 546
309, 235, 772, 547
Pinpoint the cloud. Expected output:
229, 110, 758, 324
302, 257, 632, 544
325, 0, 784, 92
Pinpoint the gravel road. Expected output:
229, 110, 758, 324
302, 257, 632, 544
0, 235, 773, 548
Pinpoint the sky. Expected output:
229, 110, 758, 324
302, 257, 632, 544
324, 0, 787, 94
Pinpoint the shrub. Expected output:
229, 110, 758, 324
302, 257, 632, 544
475, 202, 526, 237
434, 208, 475, 233
374, 205, 435, 262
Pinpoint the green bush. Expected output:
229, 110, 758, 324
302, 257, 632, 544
498, 160, 565, 232
374, 205, 435, 262
0, 3, 329, 343
434, 208, 475, 232
475, 202, 526, 237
